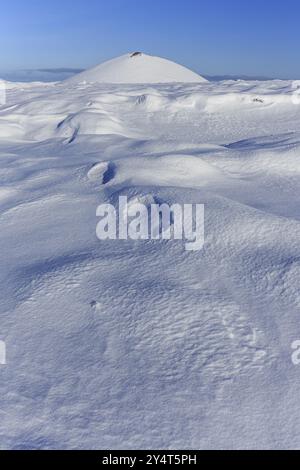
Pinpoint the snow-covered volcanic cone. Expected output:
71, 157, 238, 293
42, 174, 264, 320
66, 52, 207, 84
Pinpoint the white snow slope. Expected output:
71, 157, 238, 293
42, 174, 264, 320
66, 52, 207, 84
1, 76, 300, 449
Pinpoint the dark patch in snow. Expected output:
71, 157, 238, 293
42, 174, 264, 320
102, 162, 116, 185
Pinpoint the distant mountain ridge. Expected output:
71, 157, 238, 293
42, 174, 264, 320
204, 74, 275, 81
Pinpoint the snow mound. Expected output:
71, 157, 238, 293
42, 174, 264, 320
66, 52, 207, 84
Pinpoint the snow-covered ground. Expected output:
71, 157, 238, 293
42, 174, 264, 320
1, 76, 300, 449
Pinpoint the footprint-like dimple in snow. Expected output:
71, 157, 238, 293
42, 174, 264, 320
87, 161, 116, 184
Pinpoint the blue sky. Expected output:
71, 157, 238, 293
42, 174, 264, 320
1, 0, 300, 78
